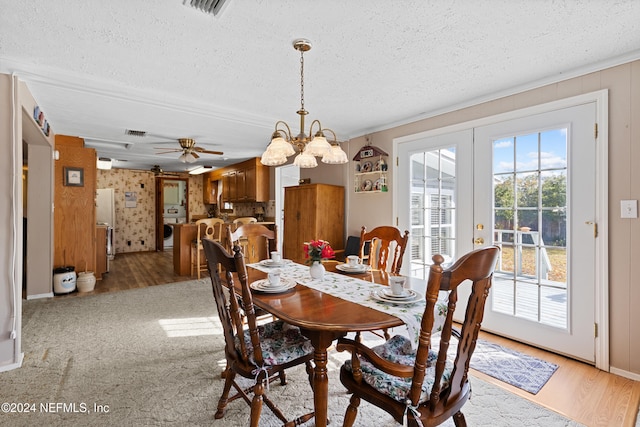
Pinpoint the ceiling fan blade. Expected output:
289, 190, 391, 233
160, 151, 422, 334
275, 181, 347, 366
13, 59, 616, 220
155, 149, 181, 154
194, 147, 224, 155
191, 151, 200, 159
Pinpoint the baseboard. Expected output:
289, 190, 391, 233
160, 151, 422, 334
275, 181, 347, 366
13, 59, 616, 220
610, 366, 640, 381
26, 292, 54, 300
0, 352, 24, 372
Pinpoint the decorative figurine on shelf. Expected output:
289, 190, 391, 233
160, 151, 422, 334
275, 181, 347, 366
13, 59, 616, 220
379, 158, 387, 171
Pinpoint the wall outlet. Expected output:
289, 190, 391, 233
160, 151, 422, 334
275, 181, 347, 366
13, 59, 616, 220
620, 200, 638, 218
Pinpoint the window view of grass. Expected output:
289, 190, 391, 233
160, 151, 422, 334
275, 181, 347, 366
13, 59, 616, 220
497, 246, 567, 284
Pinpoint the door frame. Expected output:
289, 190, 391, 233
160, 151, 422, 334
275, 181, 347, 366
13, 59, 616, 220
393, 90, 609, 370
155, 177, 189, 251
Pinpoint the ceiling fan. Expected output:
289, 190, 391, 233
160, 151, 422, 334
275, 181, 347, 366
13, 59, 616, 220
149, 165, 181, 176
155, 138, 223, 163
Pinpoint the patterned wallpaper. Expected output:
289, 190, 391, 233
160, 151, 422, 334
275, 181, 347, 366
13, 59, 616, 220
97, 170, 206, 253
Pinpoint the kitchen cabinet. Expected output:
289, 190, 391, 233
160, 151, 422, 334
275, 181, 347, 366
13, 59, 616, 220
222, 170, 236, 202
283, 184, 344, 264
203, 175, 218, 204
219, 157, 269, 203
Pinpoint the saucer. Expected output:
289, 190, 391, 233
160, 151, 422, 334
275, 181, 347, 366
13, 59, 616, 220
336, 263, 370, 273
370, 289, 422, 305
382, 288, 416, 300
259, 259, 293, 268
250, 278, 297, 293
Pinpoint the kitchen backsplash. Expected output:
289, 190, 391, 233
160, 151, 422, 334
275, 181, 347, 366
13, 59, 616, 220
230, 200, 276, 219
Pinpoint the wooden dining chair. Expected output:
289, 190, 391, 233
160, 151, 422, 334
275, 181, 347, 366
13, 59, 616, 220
337, 246, 500, 427
232, 216, 258, 225
359, 225, 409, 274
357, 225, 409, 341
190, 218, 224, 279
202, 238, 315, 427
227, 223, 277, 265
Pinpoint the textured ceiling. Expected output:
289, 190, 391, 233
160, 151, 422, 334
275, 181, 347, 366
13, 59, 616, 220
2, 0, 640, 172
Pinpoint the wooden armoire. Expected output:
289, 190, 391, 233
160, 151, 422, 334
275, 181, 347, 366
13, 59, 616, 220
283, 184, 345, 264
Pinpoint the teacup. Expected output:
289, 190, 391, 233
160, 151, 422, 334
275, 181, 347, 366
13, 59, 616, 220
388, 276, 406, 295
267, 270, 281, 287
270, 251, 282, 263
346, 255, 361, 268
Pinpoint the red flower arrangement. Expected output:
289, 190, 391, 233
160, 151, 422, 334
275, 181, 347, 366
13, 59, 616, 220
303, 240, 335, 264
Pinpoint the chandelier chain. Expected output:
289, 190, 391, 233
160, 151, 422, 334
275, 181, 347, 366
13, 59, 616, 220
300, 50, 305, 111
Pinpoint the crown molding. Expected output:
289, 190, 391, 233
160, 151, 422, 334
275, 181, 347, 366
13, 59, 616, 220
0, 56, 275, 130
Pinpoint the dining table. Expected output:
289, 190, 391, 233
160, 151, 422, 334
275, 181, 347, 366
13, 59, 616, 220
239, 259, 447, 427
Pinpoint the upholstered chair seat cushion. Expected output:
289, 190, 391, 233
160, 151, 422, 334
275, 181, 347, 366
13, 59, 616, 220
344, 335, 453, 403
236, 320, 314, 366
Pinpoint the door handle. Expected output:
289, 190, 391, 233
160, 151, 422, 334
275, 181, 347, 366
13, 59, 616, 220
474, 237, 484, 245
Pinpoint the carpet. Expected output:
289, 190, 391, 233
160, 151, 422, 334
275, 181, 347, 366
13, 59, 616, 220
470, 339, 559, 394
0, 280, 582, 426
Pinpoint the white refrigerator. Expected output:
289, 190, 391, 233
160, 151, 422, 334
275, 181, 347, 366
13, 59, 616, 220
96, 188, 116, 264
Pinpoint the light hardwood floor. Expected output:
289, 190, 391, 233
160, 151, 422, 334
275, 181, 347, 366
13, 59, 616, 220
61, 250, 640, 426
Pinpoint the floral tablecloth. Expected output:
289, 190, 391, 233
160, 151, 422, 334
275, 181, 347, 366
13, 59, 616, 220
247, 262, 449, 347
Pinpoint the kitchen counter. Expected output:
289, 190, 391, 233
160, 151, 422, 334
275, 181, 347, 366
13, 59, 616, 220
172, 223, 197, 276
171, 221, 277, 276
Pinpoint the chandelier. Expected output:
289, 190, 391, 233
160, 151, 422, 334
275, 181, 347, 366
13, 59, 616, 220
260, 39, 348, 168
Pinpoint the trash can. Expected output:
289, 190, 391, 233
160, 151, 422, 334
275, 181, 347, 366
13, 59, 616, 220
53, 266, 76, 294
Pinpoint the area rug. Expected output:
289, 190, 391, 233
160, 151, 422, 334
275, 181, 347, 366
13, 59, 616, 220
470, 338, 558, 394
1, 280, 581, 426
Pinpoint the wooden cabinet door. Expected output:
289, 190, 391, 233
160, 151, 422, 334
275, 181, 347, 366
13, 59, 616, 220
244, 164, 257, 201
283, 185, 317, 263
202, 173, 216, 204
235, 168, 247, 200
223, 171, 236, 202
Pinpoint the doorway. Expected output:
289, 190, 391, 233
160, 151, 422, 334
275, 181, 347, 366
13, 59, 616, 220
155, 177, 189, 251
396, 92, 608, 366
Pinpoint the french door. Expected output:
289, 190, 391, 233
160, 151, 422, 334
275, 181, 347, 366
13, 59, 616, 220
397, 100, 602, 363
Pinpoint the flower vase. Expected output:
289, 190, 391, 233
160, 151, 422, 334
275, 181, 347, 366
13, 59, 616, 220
309, 261, 325, 280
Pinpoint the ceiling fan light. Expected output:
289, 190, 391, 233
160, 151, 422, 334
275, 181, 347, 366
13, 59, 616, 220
305, 135, 331, 157
293, 151, 317, 168
179, 152, 197, 163
322, 144, 349, 164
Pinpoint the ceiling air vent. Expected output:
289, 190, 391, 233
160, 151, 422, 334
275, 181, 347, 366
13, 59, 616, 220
125, 129, 147, 137
183, 0, 229, 16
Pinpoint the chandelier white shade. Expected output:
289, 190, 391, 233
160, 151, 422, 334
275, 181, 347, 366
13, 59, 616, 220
322, 144, 349, 164
260, 39, 348, 168
293, 150, 318, 168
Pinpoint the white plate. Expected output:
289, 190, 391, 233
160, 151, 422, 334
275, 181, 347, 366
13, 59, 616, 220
370, 289, 422, 305
250, 278, 297, 293
336, 264, 370, 273
381, 288, 417, 300
259, 259, 293, 268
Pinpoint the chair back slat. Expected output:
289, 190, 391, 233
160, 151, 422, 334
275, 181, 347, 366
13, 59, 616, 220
195, 218, 224, 243
227, 223, 277, 263
359, 226, 409, 274
202, 238, 265, 366
408, 246, 500, 408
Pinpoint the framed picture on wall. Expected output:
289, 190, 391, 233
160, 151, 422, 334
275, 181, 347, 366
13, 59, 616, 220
64, 167, 84, 187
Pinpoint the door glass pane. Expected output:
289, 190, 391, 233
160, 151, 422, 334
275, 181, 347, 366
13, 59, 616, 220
492, 128, 568, 329
410, 147, 456, 279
